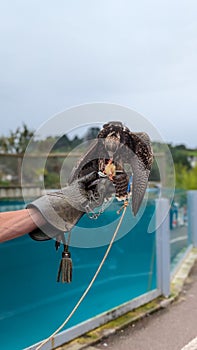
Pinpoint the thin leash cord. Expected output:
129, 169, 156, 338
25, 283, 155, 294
36, 205, 127, 350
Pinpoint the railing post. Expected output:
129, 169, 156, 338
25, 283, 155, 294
156, 198, 170, 297
187, 190, 197, 247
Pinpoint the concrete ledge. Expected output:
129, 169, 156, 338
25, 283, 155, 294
171, 247, 197, 297
55, 248, 197, 350
0, 186, 42, 199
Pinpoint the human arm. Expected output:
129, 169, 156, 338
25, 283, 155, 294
0, 208, 47, 243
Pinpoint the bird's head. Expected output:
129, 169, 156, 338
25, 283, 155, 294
98, 121, 129, 157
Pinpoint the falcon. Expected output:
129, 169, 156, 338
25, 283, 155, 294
68, 121, 153, 216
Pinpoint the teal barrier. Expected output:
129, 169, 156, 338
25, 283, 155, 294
0, 199, 156, 350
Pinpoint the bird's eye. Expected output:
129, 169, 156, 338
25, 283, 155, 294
103, 122, 110, 128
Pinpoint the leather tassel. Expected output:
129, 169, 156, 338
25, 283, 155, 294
57, 245, 73, 283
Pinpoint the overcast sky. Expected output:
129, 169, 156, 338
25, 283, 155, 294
0, 0, 197, 147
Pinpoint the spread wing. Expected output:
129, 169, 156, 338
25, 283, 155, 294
129, 132, 153, 215
68, 138, 108, 184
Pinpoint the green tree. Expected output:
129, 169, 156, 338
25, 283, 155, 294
175, 164, 197, 190
0, 123, 34, 154
84, 127, 101, 140
169, 144, 191, 169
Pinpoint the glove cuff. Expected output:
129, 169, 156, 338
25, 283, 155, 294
27, 193, 84, 241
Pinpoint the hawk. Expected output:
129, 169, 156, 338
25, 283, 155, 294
69, 121, 153, 216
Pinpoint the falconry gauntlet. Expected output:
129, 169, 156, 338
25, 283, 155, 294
28, 172, 114, 241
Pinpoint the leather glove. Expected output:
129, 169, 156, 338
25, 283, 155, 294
27, 172, 115, 241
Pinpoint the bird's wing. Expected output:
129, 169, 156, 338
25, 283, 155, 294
68, 138, 108, 184
129, 132, 153, 216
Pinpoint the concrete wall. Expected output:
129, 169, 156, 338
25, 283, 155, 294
0, 186, 42, 199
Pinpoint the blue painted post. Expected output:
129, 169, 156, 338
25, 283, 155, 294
156, 198, 170, 297
187, 191, 197, 247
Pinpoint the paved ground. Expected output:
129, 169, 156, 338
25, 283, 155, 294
89, 262, 197, 350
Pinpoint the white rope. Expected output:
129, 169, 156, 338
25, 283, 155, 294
36, 204, 128, 350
